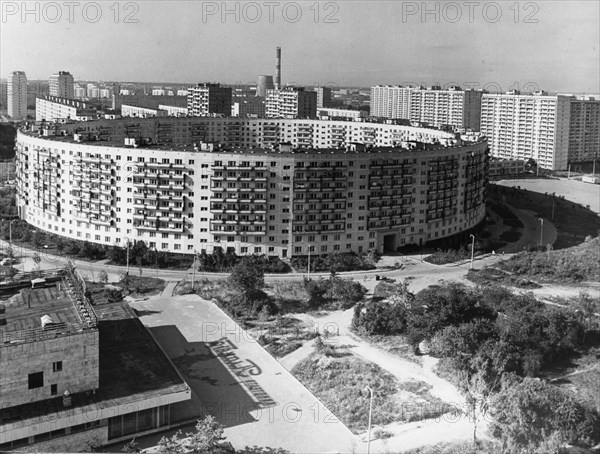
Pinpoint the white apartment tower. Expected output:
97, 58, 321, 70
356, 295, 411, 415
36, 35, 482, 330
265, 87, 317, 119
187, 83, 232, 116
480, 91, 572, 170
8, 71, 27, 120
370, 85, 482, 130
370, 85, 413, 119
49, 71, 75, 98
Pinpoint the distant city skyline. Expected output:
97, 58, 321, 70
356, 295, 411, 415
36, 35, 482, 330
1, 1, 598, 93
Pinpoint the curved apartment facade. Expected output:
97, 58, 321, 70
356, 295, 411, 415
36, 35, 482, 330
15, 117, 488, 258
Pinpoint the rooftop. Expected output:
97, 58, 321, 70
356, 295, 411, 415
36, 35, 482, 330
0, 269, 96, 344
0, 285, 80, 333
0, 300, 188, 425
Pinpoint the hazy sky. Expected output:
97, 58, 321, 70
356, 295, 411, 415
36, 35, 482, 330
1, 1, 599, 92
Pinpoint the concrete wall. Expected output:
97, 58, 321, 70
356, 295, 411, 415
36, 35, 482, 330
19, 426, 107, 453
0, 330, 99, 408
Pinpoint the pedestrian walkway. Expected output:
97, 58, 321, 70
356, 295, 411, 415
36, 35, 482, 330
161, 281, 178, 298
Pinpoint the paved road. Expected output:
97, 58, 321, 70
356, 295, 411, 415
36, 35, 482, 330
1, 237, 510, 287
128, 292, 357, 453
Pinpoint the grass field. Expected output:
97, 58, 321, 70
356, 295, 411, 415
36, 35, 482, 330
291, 352, 452, 433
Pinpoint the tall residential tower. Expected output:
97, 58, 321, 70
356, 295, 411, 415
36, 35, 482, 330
8, 71, 27, 120
49, 71, 75, 99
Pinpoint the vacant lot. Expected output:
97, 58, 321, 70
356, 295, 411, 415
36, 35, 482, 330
496, 178, 600, 214
490, 183, 600, 248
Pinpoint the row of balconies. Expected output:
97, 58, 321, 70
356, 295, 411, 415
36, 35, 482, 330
210, 208, 267, 215
210, 225, 266, 235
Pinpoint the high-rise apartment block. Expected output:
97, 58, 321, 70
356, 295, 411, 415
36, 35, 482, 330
314, 87, 333, 108
567, 97, 600, 164
480, 91, 572, 170
370, 85, 482, 130
49, 71, 75, 99
8, 71, 27, 120
370, 85, 413, 120
187, 83, 232, 117
265, 87, 317, 119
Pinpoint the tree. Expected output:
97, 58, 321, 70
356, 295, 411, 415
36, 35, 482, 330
229, 257, 264, 294
157, 430, 185, 454
406, 283, 496, 347
121, 438, 141, 453
55, 236, 64, 254
156, 416, 226, 454
20, 228, 31, 242
326, 275, 367, 309
33, 229, 45, 248
186, 415, 225, 453
303, 278, 327, 309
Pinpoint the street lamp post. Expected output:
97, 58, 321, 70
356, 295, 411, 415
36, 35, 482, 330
307, 245, 312, 279
365, 386, 374, 454
192, 250, 197, 290
539, 218, 544, 247
469, 234, 475, 270
124, 237, 130, 275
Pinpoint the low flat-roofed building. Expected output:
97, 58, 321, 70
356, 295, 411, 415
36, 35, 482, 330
488, 158, 526, 179
36, 96, 97, 122
121, 104, 167, 118
317, 107, 367, 121
158, 104, 188, 117
0, 269, 191, 452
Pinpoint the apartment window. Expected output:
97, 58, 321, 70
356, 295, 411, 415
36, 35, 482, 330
28, 372, 44, 389
51, 384, 58, 395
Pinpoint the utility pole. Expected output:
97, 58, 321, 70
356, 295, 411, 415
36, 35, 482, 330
539, 218, 544, 247
125, 238, 130, 275
469, 234, 475, 269
307, 245, 311, 279
192, 250, 197, 290
366, 386, 373, 454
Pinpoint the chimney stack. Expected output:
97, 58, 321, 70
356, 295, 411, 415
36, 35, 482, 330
275, 47, 281, 89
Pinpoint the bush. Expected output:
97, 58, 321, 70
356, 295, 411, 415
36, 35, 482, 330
291, 252, 376, 273
491, 377, 600, 452
352, 300, 407, 335
197, 250, 290, 273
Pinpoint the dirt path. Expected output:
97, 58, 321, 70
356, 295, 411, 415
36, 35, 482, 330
278, 306, 477, 453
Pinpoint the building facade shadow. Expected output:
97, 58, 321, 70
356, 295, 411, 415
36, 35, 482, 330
150, 325, 277, 429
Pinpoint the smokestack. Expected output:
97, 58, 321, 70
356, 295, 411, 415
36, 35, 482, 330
275, 47, 281, 90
